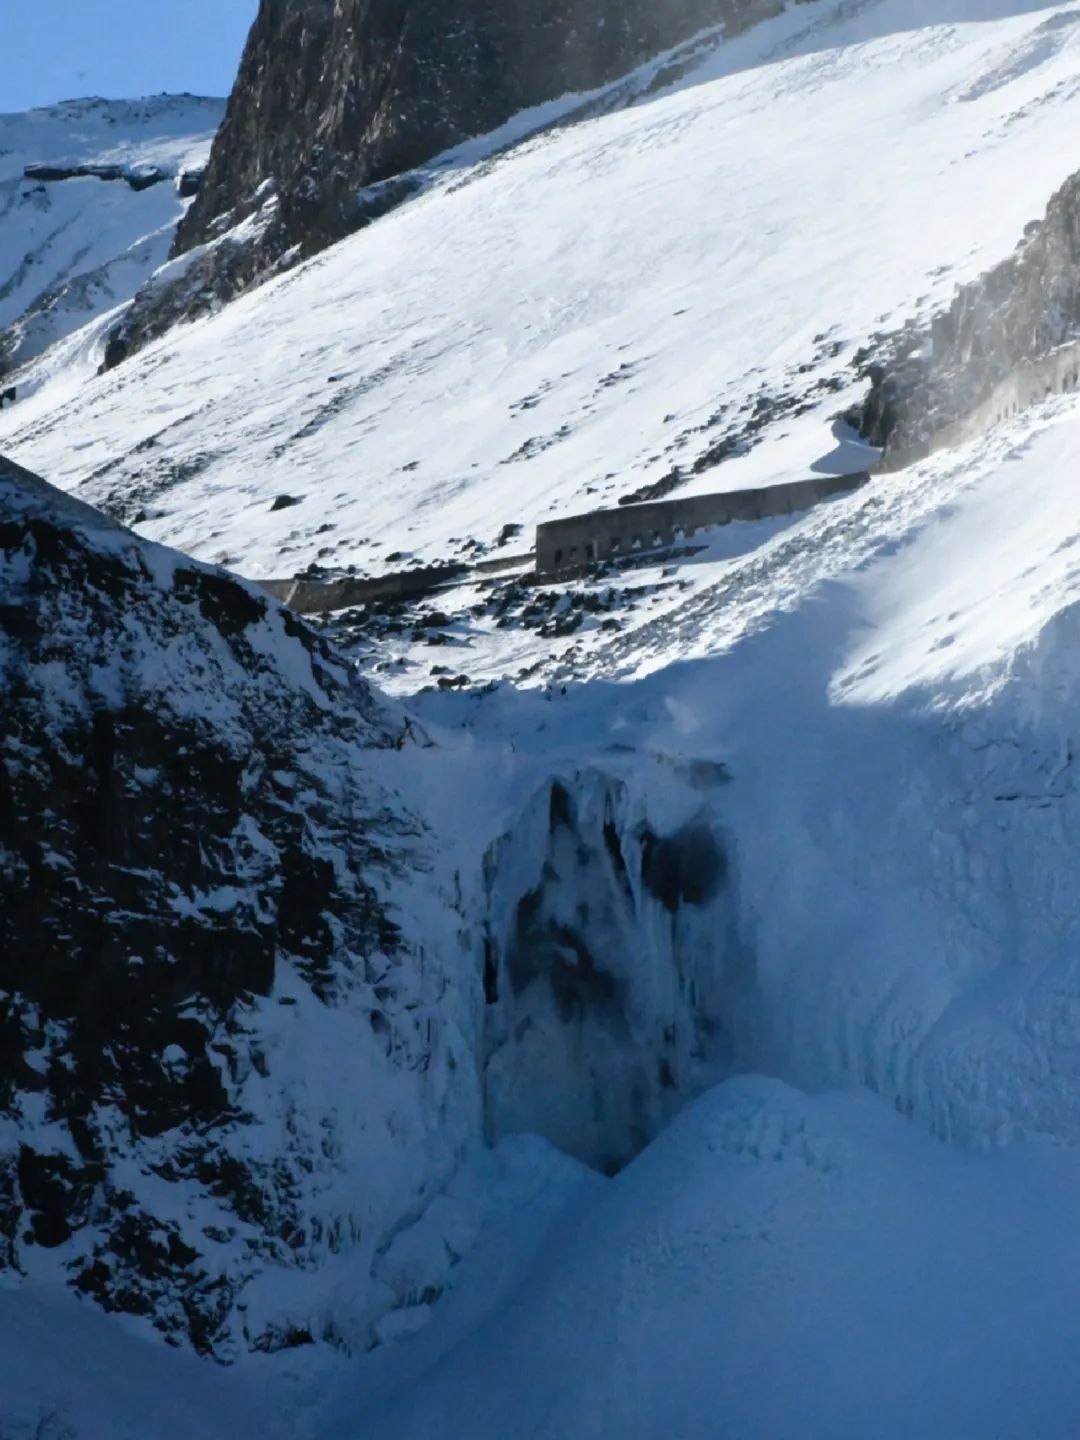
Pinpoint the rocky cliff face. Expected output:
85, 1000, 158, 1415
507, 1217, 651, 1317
0, 456, 476, 1358
178, 0, 786, 257
481, 769, 741, 1175
849, 166, 1080, 461
103, 0, 807, 367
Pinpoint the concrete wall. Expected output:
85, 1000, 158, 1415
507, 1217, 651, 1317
256, 562, 467, 614
270, 328, 1080, 608
534, 471, 869, 574
883, 338, 1080, 471
256, 555, 537, 614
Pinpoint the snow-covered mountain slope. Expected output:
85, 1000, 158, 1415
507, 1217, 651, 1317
14, 2, 1080, 1435
0, 96, 222, 375
307, 363, 1080, 1436
141, 0, 815, 353
13, 389, 1080, 1431
452, 397, 1080, 1147
6, 1, 1080, 583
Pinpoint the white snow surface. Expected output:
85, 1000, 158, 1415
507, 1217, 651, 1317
10, 2, 1080, 1436
348, 1078, 1080, 1440
0, 95, 222, 371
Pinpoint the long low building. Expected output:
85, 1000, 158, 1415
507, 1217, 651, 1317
534, 471, 871, 574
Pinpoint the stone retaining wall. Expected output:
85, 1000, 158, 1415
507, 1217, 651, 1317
534, 471, 869, 574
256, 562, 468, 614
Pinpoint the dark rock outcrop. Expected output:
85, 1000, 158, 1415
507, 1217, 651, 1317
482, 772, 741, 1174
176, 166, 205, 199
0, 455, 467, 1357
848, 166, 1080, 462
105, 0, 810, 366
23, 162, 168, 192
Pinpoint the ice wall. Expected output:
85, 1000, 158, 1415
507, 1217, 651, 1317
481, 764, 749, 1170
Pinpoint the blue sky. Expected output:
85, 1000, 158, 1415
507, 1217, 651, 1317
1, 0, 257, 111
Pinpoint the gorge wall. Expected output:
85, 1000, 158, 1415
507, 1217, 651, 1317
0, 454, 762, 1357
0, 455, 478, 1359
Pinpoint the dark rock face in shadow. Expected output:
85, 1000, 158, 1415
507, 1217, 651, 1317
847, 164, 1080, 462
641, 822, 726, 912
23, 162, 168, 191
0, 457, 424, 1356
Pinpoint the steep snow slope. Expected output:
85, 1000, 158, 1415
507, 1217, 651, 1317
13, 1080, 1080, 1439
0, 96, 222, 373
6, 2, 1080, 581
287, 354, 1080, 1438
440, 391, 1080, 1148
0, 1281, 290, 1440
13, 366, 1080, 1434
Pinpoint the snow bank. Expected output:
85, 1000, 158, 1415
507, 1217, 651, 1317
351, 1077, 1080, 1440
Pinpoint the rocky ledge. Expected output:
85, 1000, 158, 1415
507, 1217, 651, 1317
23, 162, 170, 192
